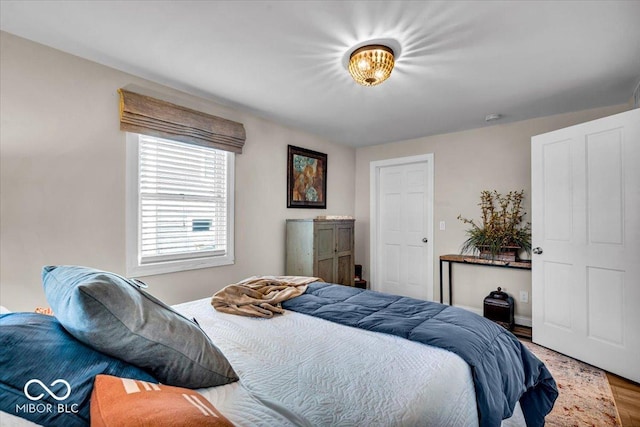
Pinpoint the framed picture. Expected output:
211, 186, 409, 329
287, 145, 327, 209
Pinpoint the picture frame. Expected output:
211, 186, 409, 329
287, 145, 327, 209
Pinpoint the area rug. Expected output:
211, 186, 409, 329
522, 340, 621, 427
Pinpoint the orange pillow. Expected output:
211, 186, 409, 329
90, 374, 234, 427
35, 307, 54, 315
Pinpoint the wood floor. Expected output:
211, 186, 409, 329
606, 373, 640, 427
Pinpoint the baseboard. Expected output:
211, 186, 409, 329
453, 304, 532, 327
515, 316, 532, 328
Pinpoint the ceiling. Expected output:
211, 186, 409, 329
1, 1, 639, 147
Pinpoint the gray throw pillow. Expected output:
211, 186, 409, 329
42, 265, 238, 389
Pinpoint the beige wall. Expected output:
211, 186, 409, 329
0, 32, 355, 311
1, 30, 631, 321
355, 103, 628, 323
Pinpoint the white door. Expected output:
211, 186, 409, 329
531, 109, 640, 382
371, 155, 434, 301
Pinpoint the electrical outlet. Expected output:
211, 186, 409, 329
439, 221, 446, 230
519, 291, 529, 303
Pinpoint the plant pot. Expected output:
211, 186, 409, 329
478, 245, 520, 262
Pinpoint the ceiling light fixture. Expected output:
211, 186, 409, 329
348, 45, 395, 87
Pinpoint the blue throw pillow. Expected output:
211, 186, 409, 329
42, 265, 238, 389
0, 313, 157, 427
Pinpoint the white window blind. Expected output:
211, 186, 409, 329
138, 135, 229, 265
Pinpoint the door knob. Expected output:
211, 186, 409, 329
422, 238, 428, 243
533, 247, 543, 255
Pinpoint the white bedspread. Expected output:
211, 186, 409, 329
2, 298, 525, 426
177, 298, 526, 427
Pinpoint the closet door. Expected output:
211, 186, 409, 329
531, 109, 640, 382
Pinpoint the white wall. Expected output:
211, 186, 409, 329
0, 32, 355, 311
355, 103, 629, 323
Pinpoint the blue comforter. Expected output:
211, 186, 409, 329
282, 283, 557, 427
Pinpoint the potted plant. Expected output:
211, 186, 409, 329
457, 190, 531, 261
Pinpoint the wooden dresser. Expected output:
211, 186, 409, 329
285, 219, 355, 287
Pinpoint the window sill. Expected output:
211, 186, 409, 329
126, 255, 234, 277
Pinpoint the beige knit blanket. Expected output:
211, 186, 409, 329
211, 275, 321, 318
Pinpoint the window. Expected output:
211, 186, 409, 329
126, 133, 234, 276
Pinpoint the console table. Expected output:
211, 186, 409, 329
439, 254, 532, 305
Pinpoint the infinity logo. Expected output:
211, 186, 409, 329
23, 379, 71, 401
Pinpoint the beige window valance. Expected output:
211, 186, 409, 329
118, 89, 246, 154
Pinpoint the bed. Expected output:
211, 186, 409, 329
0, 267, 557, 427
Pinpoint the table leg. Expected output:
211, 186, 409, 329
439, 259, 444, 304
448, 261, 453, 306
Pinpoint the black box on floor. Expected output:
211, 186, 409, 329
483, 287, 514, 330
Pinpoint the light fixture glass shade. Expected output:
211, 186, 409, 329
348, 45, 395, 86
